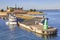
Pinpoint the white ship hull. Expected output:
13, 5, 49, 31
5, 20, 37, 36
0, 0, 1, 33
6, 22, 17, 25
9, 18, 17, 21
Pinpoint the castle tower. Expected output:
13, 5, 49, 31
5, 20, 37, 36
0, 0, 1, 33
6, 6, 10, 12
7, 7, 11, 12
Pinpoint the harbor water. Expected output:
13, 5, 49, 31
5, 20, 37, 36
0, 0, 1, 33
0, 11, 60, 40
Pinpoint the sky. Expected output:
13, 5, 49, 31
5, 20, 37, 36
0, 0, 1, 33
0, 0, 60, 10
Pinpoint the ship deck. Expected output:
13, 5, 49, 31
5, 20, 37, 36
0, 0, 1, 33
18, 17, 57, 35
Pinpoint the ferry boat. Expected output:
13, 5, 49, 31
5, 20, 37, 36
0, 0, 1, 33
6, 13, 17, 25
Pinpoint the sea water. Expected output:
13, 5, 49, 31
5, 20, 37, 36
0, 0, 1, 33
0, 10, 60, 40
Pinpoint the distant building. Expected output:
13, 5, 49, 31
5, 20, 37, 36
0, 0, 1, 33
7, 6, 23, 11
13, 10, 26, 14
6, 6, 26, 14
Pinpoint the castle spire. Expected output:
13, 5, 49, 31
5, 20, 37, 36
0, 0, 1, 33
7, 6, 9, 9
15, 4, 17, 8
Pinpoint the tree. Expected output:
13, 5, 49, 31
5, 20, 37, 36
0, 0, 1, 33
0, 9, 4, 12
34, 9, 36, 12
29, 9, 36, 12
30, 9, 33, 12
